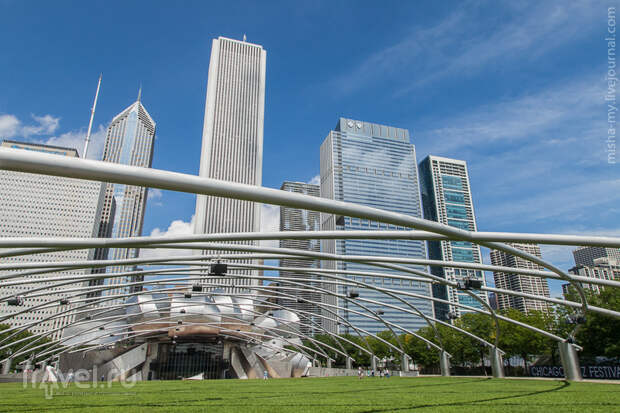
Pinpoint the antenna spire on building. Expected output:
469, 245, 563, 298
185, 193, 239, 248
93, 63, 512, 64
137, 84, 142, 103
243, 34, 247, 42
83, 73, 102, 159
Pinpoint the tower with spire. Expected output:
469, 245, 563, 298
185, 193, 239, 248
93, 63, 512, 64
91, 91, 156, 304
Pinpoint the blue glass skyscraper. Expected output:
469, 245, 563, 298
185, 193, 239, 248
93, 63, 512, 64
93, 94, 156, 304
418, 155, 488, 320
319, 118, 433, 334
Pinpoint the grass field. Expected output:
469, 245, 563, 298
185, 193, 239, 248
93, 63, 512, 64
0, 376, 618, 412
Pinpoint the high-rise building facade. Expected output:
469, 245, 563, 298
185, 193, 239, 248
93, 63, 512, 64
320, 118, 434, 334
490, 243, 550, 313
94, 95, 156, 303
194, 37, 267, 288
572, 246, 620, 267
418, 155, 488, 320
564, 257, 620, 296
279, 181, 321, 335
0, 141, 106, 339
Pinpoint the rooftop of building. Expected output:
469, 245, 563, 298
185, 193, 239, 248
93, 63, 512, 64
218, 35, 264, 49
334, 117, 410, 141
1, 139, 79, 157
422, 154, 468, 166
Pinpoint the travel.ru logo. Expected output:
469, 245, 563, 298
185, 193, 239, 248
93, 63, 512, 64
23, 365, 137, 399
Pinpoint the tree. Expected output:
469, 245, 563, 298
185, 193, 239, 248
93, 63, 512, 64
0, 324, 53, 370
497, 309, 555, 370
562, 287, 620, 359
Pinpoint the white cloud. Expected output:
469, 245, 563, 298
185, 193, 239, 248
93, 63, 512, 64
260, 203, 280, 248
418, 75, 602, 155
0, 111, 106, 160
308, 174, 320, 186
139, 215, 196, 259
148, 188, 163, 200
479, 179, 620, 224
44, 124, 106, 159
0, 113, 60, 138
22, 114, 60, 136
0, 114, 20, 137
330, 1, 600, 96
147, 188, 163, 206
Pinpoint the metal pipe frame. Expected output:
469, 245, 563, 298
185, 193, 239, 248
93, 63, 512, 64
0, 253, 584, 356
0, 251, 580, 358
7, 290, 339, 364
4, 244, 618, 320
1, 147, 618, 379
2, 280, 409, 365
0, 148, 592, 310
2, 261, 480, 356
4, 270, 457, 371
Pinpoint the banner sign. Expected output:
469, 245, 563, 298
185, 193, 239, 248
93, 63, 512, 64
530, 365, 620, 379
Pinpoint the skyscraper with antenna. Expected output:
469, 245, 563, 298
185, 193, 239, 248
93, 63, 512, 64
91, 89, 156, 304
194, 36, 266, 289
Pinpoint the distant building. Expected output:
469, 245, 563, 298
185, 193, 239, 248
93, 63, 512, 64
564, 257, 620, 296
0, 141, 105, 339
94, 93, 156, 304
572, 246, 620, 267
490, 243, 550, 313
279, 181, 321, 336
488, 292, 499, 311
418, 155, 488, 320
320, 118, 433, 334
193, 36, 267, 289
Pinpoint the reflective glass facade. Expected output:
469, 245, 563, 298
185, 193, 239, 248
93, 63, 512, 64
320, 118, 433, 334
92, 98, 156, 304
419, 156, 488, 320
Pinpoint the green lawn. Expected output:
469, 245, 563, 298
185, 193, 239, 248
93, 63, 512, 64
0, 376, 618, 412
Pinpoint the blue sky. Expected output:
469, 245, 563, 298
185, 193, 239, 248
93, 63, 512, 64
0, 0, 617, 296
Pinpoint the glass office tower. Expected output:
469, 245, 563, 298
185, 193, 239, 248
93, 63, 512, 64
94, 94, 156, 304
320, 118, 433, 334
418, 155, 488, 320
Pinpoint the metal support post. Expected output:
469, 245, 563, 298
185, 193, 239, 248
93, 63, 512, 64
440, 351, 451, 377
1, 358, 11, 374
490, 347, 505, 378
558, 341, 582, 381
401, 354, 410, 372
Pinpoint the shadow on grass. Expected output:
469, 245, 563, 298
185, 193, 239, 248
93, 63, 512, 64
358, 380, 572, 412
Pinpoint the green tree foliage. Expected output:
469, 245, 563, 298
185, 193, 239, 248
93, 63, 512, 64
0, 324, 54, 370
562, 286, 620, 358
304, 288, 619, 370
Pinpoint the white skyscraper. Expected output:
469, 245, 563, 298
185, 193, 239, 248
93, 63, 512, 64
194, 37, 267, 288
0, 141, 105, 340
279, 181, 321, 335
490, 243, 551, 314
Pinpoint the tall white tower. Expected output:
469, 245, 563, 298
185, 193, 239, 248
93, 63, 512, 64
194, 37, 267, 287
